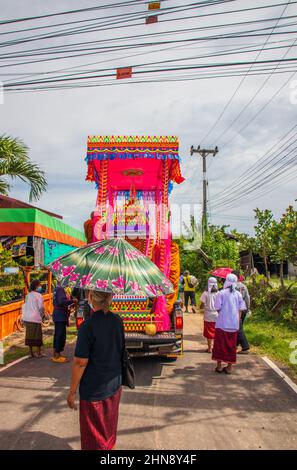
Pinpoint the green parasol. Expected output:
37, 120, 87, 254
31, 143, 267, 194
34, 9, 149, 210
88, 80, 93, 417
47, 238, 173, 297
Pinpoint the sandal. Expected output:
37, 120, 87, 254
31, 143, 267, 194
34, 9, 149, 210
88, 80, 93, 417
51, 356, 69, 364
215, 367, 223, 373
223, 367, 232, 375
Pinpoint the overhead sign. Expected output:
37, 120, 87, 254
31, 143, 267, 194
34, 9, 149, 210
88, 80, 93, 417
146, 15, 158, 24
148, 2, 161, 10
116, 67, 132, 80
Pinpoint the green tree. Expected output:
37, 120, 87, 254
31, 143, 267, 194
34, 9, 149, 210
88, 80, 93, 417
180, 222, 239, 288
202, 224, 239, 268
271, 205, 297, 287
0, 248, 26, 304
253, 208, 275, 278
179, 216, 209, 283
182, 215, 202, 252
0, 135, 47, 201
281, 205, 297, 262
232, 229, 257, 274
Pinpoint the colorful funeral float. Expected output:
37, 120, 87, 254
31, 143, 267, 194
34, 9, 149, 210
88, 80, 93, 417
85, 135, 185, 357
0, 195, 86, 340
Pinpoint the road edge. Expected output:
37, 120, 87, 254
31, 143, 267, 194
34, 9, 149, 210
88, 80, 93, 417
0, 355, 29, 372
262, 355, 297, 394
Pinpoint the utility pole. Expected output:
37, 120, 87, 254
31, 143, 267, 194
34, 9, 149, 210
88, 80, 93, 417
190, 145, 218, 238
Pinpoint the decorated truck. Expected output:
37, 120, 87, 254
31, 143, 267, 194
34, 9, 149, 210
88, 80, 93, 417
83, 136, 185, 358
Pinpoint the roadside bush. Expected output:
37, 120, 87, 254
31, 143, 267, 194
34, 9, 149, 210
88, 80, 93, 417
280, 306, 295, 323
247, 278, 297, 323
0, 250, 25, 304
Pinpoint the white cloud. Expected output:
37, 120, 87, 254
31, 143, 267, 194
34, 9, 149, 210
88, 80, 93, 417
1, 0, 296, 236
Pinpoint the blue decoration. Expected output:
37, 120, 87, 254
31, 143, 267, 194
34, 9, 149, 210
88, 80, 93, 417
44, 239, 76, 265
85, 152, 180, 163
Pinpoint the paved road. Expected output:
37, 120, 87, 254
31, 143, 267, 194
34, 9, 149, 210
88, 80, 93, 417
0, 314, 296, 450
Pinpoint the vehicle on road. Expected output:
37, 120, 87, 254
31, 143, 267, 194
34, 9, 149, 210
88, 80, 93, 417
77, 136, 185, 358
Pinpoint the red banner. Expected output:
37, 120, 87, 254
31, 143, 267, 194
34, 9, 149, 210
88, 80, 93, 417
146, 15, 158, 24
116, 67, 132, 80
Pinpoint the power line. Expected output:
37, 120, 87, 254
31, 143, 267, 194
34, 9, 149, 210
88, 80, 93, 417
212, 123, 297, 202
2, 14, 296, 62
212, 147, 297, 210
4, 56, 297, 90
0, 1, 233, 49
199, 0, 293, 146
0, 0, 173, 26
4, 40, 295, 86
212, 134, 297, 206
5, 64, 297, 94
3, 38, 292, 85
212, 168, 297, 212
214, 41, 297, 147
1, 1, 295, 56
220, 68, 297, 150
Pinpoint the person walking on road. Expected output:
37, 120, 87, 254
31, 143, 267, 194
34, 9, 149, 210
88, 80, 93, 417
52, 283, 77, 363
200, 277, 219, 353
212, 273, 246, 375
22, 279, 45, 358
183, 270, 197, 313
179, 273, 185, 307
67, 290, 125, 451
233, 271, 251, 354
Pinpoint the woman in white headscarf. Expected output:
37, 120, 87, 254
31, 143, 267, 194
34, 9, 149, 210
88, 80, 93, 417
212, 273, 246, 374
200, 277, 219, 353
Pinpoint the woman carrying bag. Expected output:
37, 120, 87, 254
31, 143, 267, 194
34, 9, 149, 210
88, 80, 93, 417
67, 290, 134, 451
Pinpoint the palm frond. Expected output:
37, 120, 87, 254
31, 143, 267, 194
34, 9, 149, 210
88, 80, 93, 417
0, 135, 47, 201
0, 135, 28, 170
0, 178, 10, 195
5, 158, 47, 201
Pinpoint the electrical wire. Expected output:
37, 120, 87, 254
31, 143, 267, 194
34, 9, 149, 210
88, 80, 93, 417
212, 123, 297, 202
214, 40, 297, 147
212, 148, 297, 210
200, 0, 293, 146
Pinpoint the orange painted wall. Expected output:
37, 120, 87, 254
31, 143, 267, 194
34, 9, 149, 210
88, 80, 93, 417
0, 294, 53, 340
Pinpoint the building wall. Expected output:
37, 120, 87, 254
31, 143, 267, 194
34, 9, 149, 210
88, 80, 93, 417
288, 261, 297, 277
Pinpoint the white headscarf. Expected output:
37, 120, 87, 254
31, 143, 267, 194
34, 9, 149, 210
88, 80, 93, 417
223, 273, 238, 292
208, 277, 218, 293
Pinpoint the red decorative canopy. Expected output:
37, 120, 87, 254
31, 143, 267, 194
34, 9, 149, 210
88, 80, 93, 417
85, 136, 184, 190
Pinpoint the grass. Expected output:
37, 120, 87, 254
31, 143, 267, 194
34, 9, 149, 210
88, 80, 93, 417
1, 324, 78, 367
3, 346, 30, 365
245, 311, 297, 379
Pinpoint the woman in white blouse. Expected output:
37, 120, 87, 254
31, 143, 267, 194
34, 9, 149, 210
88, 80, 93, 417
22, 279, 45, 358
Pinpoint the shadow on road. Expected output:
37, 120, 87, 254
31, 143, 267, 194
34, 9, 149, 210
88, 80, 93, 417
133, 357, 168, 387
0, 431, 74, 450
